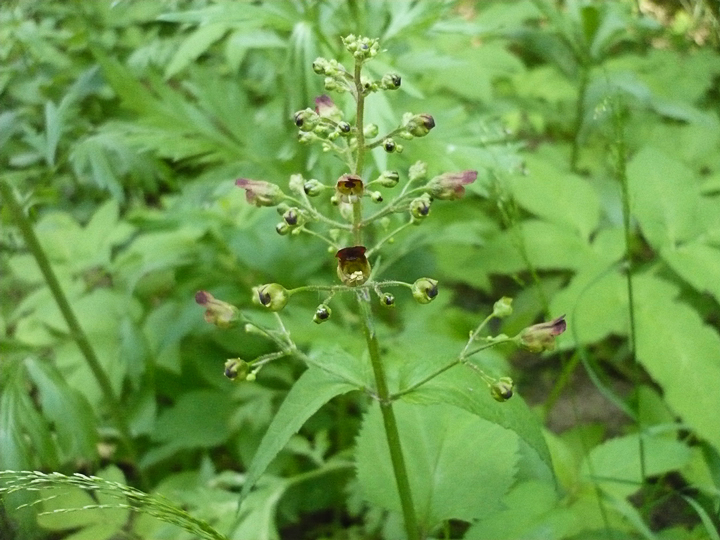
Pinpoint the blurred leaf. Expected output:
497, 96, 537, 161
661, 241, 720, 304
164, 23, 229, 79
356, 402, 518, 530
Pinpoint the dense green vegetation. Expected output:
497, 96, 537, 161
1, 1, 720, 539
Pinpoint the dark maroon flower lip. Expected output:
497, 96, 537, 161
336, 174, 364, 195
335, 245, 367, 261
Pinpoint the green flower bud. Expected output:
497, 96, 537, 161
288, 173, 304, 194
383, 138, 396, 153
276, 222, 290, 235
338, 121, 351, 134
298, 132, 314, 144
405, 114, 435, 137
380, 293, 395, 307
395, 143, 404, 153
364, 124, 379, 138
224, 358, 250, 381
490, 377, 514, 402
515, 315, 567, 353
315, 95, 342, 121
294, 108, 320, 131
303, 179, 324, 196
369, 191, 383, 203
408, 161, 428, 182
380, 72, 401, 90
410, 195, 432, 221
493, 297, 513, 318
411, 278, 438, 304
195, 291, 240, 328
252, 283, 289, 311
377, 170, 400, 188
324, 77, 339, 92
313, 304, 332, 324
283, 208, 301, 226
312, 57, 328, 74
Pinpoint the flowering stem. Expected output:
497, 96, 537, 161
0, 179, 137, 463
357, 291, 420, 540
353, 60, 366, 175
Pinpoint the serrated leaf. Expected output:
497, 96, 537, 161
634, 274, 720, 453
240, 368, 356, 503
356, 402, 518, 530
403, 366, 553, 477
165, 23, 229, 79
307, 345, 372, 388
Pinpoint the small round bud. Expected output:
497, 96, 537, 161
364, 124, 379, 138
380, 293, 395, 307
338, 121, 351, 134
224, 358, 250, 381
490, 377, 514, 402
252, 283, 289, 311
410, 196, 431, 221
313, 304, 332, 324
276, 222, 290, 235
377, 170, 400, 188
324, 77, 339, 91
298, 132, 314, 144
283, 208, 300, 226
395, 143, 404, 154
492, 297, 513, 318
405, 114, 436, 137
303, 179, 324, 196
312, 57, 327, 74
383, 138, 396, 153
246, 371, 257, 382
294, 109, 320, 131
369, 191, 383, 203
288, 174, 304, 195
411, 278, 438, 304
380, 73, 401, 90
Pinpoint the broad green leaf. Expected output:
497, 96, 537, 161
464, 480, 575, 540
165, 23, 229, 79
356, 402, 518, 530
240, 368, 356, 502
661, 241, 720, 304
581, 432, 692, 498
307, 345, 372, 388
627, 147, 701, 248
403, 366, 553, 476
634, 274, 720, 453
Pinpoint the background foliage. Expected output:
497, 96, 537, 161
1, 0, 720, 539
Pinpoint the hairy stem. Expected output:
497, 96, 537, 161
0, 180, 136, 462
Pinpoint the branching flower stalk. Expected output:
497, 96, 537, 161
195, 35, 567, 539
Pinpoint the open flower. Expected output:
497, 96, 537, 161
336, 246, 371, 286
336, 174, 364, 203
426, 170, 477, 200
195, 291, 239, 328
235, 178, 284, 207
515, 315, 567, 352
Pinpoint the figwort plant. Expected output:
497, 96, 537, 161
196, 35, 567, 539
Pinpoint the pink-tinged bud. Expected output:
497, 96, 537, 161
335, 246, 371, 286
314, 94, 342, 121
195, 291, 239, 328
336, 174, 364, 203
515, 315, 567, 353
235, 178, 284, 207
426, 170, 477, 200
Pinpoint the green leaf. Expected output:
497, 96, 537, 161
239, 368, 356, 503
44, 101, 62, 167
356, 402, 518, 530
307, 345, 372, 388
403, 366, 553, 477
661, 241, 720, 304
634, 274, 720, 453
627, 147, 702, 248
165, 23, 230, 79
581, 432, 692, 498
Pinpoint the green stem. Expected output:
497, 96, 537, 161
366, 219, 414, 257
353, 61, 366, 175
570, 66, 589, 172
0, 180, 136, 462
357, 291, 420, 540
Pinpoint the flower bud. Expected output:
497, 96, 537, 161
380, 73, 401, 90
312, 57, 328, 74
383, 138, 396, 153
515, 315, 567, 353
288, 173, 304, 194
294, 108, 320, 131
303, 179, 324, 196
380, 293, 395, 307
276, 222, 290, 235
224, 358, 250, 381
336, 246, 371, 286
235, 178, 285, 207
195, 291, 240, 328
283, 208, 301, 226
336, 174, 364, 203
410, 195, 432, 221
394, 143, 404, 154
315, 95, 342, 121
490, 377, 514, 402
369, 191, 383, 203
324, 77, 339, 91
377, 170, 400, 188
338, 121, 352, 134
251, 283, 289, 311
492, 297, 513, 318
313, 304, 332, 324
408, 161, 428, 182
364, 124, 379, 138
411, 278, 438, 304
426, 170, 477, 200
405, 114, 435, 137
